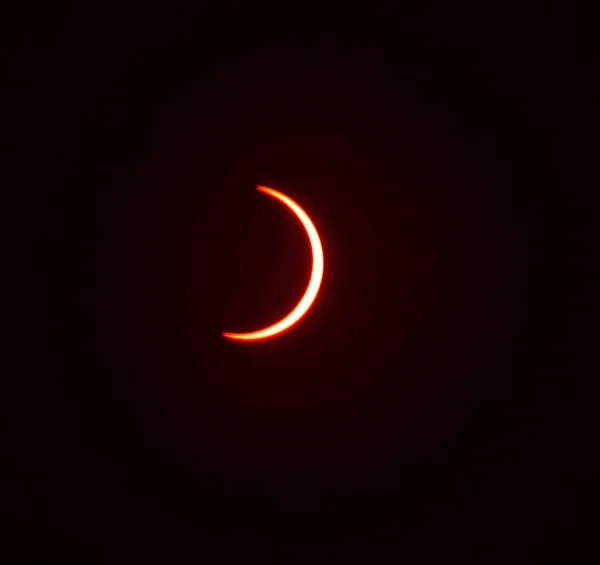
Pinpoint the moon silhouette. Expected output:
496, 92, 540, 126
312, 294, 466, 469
222, 185, 324, 341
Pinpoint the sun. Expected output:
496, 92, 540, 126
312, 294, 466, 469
222, 185, 324, 341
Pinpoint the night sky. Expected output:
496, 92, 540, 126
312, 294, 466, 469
6, 4, 580, 563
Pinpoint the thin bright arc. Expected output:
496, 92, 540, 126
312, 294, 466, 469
222, 185, 324, 341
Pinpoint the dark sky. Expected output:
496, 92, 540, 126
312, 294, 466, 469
6, 4, 580, 563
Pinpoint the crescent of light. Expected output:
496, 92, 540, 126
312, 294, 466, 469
222, 185, 324, 341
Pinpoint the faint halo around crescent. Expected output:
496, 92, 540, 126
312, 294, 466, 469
222, 185, 324, 341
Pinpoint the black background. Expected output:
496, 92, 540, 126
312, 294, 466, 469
6, 3, 581, 563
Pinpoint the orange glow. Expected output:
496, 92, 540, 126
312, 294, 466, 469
222, 185, 324, 341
